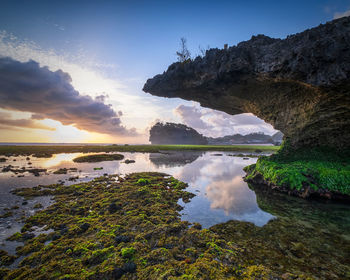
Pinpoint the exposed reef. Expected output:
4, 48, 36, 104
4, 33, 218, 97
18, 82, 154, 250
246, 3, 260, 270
1, 173, 348, 279
0, 173, 285, 279
73, 153, 124, 163
1, 166, 47, 177
143, 16, 350, 150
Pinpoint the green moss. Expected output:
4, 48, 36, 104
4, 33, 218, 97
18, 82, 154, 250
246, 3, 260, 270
0, 250, 17, 266
83, 246, 115, 265
7, 232, 22, 241
121, 247, 136, 260
136, 178, 150, 186
73, 153, 124, 163
246, 146, 350, 195
1, 172, 283, 279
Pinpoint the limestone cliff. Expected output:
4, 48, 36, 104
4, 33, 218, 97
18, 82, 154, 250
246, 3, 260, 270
143, 17, 350, 149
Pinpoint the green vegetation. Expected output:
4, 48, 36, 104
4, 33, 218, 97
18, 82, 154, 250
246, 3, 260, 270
2, 172, 291, 280
0, 144, 279, 158
136, 178, 150, 186
73, 153, 124, 163
245, 145, 350, 197
0, 250, 17, 267
121, 247, 136, 260
2, 172, 347, 278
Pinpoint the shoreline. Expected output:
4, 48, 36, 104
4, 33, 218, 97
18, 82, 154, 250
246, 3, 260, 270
0, 144, 279, 157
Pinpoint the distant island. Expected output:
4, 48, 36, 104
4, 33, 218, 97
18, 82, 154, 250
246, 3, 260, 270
149, 122, 207, 145
149, 122, 283, 145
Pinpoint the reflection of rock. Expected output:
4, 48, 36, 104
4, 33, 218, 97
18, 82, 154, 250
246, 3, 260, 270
144, 16, 350, 149
149, 152, 202, 168
210, 183, 350, 279
206, 175, 259, 215
1, 166, 46, 176
53, 168, 77, 174
249, 182, 350, 227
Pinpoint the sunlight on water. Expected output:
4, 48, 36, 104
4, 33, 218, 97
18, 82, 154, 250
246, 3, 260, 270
39, 153, 84, 168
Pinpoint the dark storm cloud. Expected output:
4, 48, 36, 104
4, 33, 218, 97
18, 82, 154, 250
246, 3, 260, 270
0, 57, 136, 136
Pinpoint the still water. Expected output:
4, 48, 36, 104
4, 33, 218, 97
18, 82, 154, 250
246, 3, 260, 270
1, 151, 349, 277
0, 151, 273, 247
1, 152, 349, 259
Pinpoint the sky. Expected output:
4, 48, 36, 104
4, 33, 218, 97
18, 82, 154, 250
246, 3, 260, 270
0, 0, 349, 143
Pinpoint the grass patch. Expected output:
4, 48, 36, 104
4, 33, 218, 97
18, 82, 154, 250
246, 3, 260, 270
245, 146, 350, 195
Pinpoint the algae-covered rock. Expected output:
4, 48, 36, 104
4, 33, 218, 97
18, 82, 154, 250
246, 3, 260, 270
244, 147, 350, 199
2, 172, 281, 279
73, 153, 124, 163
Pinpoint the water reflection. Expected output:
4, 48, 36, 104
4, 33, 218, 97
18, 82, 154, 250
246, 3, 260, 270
1, 151, 349, 277
173, 155, 274, 227
207, 175, 259, 215
0, 151, 274, 250
149, 151, 203, 167
210, 183, 350, 278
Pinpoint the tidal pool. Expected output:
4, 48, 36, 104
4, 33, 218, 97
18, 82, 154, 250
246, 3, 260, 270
0, 151, 273, 248
1, 151, 349, 276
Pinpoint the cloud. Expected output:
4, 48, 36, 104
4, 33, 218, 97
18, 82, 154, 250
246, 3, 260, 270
334, 9, 350, 19
0, 30, 168, 142
173, 104, 277, 137
206, 175, 259, 215
0, 57, 137, 136
174, 104, 212, 130
0, 112, 54, 131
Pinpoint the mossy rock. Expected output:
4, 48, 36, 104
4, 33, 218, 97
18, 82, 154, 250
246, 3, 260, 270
1, 172, 282, 279
73, 153, 124, 163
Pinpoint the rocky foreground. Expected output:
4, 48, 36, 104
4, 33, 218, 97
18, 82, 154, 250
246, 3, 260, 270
1, 173, 349, 279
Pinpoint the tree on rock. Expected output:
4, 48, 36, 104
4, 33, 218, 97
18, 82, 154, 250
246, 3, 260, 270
176, 37, 191, 62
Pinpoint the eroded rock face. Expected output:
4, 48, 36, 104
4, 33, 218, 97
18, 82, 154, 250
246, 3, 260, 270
143, 17, 350, 149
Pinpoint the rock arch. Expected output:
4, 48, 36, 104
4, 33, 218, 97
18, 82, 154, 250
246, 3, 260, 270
143, 17, 350, 150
